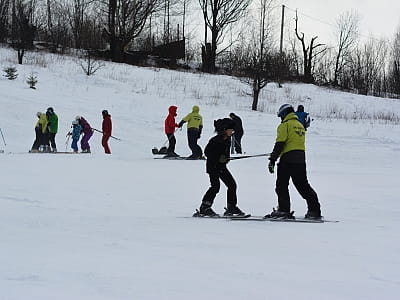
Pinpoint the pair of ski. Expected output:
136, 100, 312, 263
155, 156, 205, 160
192, 214, 338, 223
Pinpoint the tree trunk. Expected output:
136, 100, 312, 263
252, 78, 260, 111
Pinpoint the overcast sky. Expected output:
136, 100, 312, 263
282, 0, 400, 44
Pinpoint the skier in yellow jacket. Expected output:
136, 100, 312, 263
31, 112, 49, 152
178, 105, 203, 159
266, 104, 321, 220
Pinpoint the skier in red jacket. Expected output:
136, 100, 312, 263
164, 105, 180, 157
102, 110, 112, 154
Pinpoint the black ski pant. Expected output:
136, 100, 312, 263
32, 127, 42, 150
231, 133, 243, 154
49, 132, 57, 150
275, 162, 320, 213
202, 168, 237, 209
166, 133, 176, 154
187, 129, 202, 158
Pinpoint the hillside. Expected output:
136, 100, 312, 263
1, 47, 400, 300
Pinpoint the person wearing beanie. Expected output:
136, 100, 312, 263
101, 110, 112, 154
266, 104, 321, 220
193, 118, 247, 217
178, 105, 203, 159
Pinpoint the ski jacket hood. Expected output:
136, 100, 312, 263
182, 106, 203, 130
192, 105, 200, 113
275, 112, 305, 156
169, 105, 178, 116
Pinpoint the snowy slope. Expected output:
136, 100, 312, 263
1, 47, 400, 300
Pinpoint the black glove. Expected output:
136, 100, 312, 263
268, 160, 275, 174
178, 120, 185, 128
219, 155, 229, 163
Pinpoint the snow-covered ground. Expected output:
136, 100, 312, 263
1, 47, 400, 300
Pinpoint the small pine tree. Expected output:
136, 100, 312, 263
26, 73, 38, 89
3, 67, 18, 80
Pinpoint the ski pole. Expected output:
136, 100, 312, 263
92, 128, 121, 141
230, 153, 270, 161
65, 134, 70, 152
0, 127, 6, 146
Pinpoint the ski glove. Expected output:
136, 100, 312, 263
268, 160, 275, 174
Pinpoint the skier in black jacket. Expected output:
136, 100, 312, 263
193, 118, 247, 217
229, 112, 244, 154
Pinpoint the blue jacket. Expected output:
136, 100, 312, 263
295, 111, 310, 129
72, 125, 82, 140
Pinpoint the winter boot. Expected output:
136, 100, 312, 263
264, 208, 294, 219
223, 206, 245, 216
193, 204, 219, 217
305, 210, 322, 220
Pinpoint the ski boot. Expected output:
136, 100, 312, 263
264, 208, 295, 219
305, 210, 322, 220
193, 205, 219, 217
223, 206, 246, 217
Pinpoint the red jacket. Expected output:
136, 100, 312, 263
165, 106, 178, 134
102, 114, 112, 136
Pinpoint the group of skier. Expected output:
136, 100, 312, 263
164, 105, 244, 159
31, 108, 113, 154
31, 107, 59, 152
178, 103, 320, 220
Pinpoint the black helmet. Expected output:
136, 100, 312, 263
277, 104, 294, 119
102, 110, 108, 116
214, 118, 235, 134
47, 107, 54, 114
297, 105, 304, 112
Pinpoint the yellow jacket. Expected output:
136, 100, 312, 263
35, 113, 48, 134
275, 112, 306, 156
182, 106, 203, 129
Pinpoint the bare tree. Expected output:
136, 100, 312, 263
333, 10, 359, 86
294, 11, 326, 83
241, 0, 277, 110
102, 0, 161, 62
389, 26, 400, 97
10, 0, 36, 64
78, 49, 105, 75
198, 0, 250, 72
0, 0, 10, 42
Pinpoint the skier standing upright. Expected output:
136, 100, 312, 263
101, 110, 112, 154
266, 104, 321, 220
229, 112, 244, 154
46, 107, 58, 152
164, 105, 179, 157
295, 105, 311, 130
178, 105, 203, 159
194, 118, 246, 217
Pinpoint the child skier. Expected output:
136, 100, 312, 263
193, 118, 247, 217
67, 120, 82, 153
164, 105, 180, 157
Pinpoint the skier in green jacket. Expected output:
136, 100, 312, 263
266, 104, 321, 220
46, 107, 58, 152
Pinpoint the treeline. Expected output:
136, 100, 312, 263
0, 1, 399, 109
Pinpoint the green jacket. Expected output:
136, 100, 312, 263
35, 114, 48, 134
47, 113, 58, 133
182, 106, 203, 130
270, 112, 306, 163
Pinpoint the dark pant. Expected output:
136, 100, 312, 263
81, 130, 93, 151
102, 134, 111, 154
49, 132, 57, 150
166, 133, 176, 154
275, 162, 320, 213
202, 168, 237, 208
32, 127, 42, 150
187, 129, 202, 157
231, 133, 243, 154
